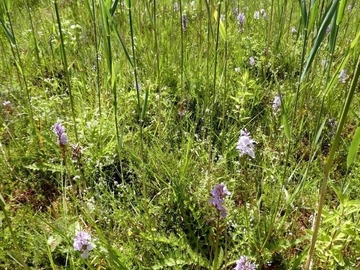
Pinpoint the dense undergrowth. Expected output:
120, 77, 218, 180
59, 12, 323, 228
1, 0, 360, 269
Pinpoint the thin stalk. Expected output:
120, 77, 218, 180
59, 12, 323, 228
204, 0, 212, 145
212, 213, 221, 270
153, 0, 162, 138
91, 0, 102, 155
85, 0, 102, 144
209, 0, 221, 167
179, 0, 185, 144
2, 0, 36, 141
128, 0, 143, 159
180, 0, 184, 98
221, 0, 228, 147
92, 0, 102, 118
264, 0, 274, 79
212, 1, 221, 109
25, 2, 41, 66
261, 87, 293, 252
100, 0, 121, 157
304, 54, 360, 269
54, 0, 79, 142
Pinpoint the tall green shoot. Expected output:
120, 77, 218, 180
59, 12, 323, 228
100, 0, 122, 157
54, 0, 79, 142
127, 0, 144, 160
304, 53, 360, 269
0, 0, 36, 143
84, 0, 102, 118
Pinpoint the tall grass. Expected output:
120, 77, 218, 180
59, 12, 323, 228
0, 0, 359, 269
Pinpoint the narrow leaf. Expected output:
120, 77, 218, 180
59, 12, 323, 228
336, 0, 346, 25
0, 193, 5, 208
308, 0, 319, 33
301, 0, 339, 81
282, 113, 291, 140
0, 18, 15, 44
211, 2, 226, 40
347, 127, 360, 167
298, 0, 308, 27
314, 119, 326, 145
110, 0, 120, 16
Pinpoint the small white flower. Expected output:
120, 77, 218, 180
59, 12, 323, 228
260, 9, 266, 18
249, 57, 255, 66
3, 101, 11, 106
321, 59, 327, 67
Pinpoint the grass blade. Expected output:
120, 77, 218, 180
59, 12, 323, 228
347, 127, 360, 168
305, 53, 360, 269
301, 0, 339, 81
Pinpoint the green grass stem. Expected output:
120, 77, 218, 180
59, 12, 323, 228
54, 0, 79, 142
305, 53, 360, 270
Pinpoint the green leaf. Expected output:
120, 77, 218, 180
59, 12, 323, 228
0, 18, 15, 44
331, 245, 345, 266
282, 112, 291, 140
0, 193, 5, 208
298, 0, 307, 27
314, 119, 326, 145
301, 0, 339, 81
110, 0, 120, 16
347, 127, 360, 167
331, 185, 347, 205
308, 0, 319, 33
319, 52, 351, 97
336, 0, 346, 25
217, 248, 224, 270
211, 1, 226, 41
351, 31, 360, 48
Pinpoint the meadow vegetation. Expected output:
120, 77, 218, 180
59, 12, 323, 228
0, 0, 360, 269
